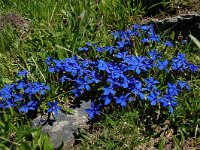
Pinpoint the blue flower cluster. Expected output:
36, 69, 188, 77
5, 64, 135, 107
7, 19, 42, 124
46, 24, 198, 119
0, 70, 52, 114
0, 24, 197, 120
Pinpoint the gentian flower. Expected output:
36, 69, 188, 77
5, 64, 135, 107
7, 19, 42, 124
117, 41, 125, 49
147, 90, 160, 106
116, 51, 128, 59
167, 83, 179, 96
131, 81, 144, 100
147, 49, 161, 61
177, 80, 190, 90
71, 88, 84, 97
144, 77, 159, 90
164, 41, 173, 47
19, 100, 38, 113
47, 101, 61, 115
102, 83, 116, 96
126, 56, 148, 74
172, 53, 188, 71
16, 79, 27, 90
75, 75, 93, 91
188, 64, 198, 72
18, 70, 29, 77
3, 99, 16, 108
97, 60, 109, 72
85, 102, 102, 119
159, 91, 178, 113
0, 84, 16, 99
96, 46, 104, 53
101, 94, 113, 105
149, 33, 160, 43
156, 60, 169, 72
60, 76, 71, 83
141, 38, 149, 43
105, 46, 116, 54
115, 93, 133, 107
78, 47, 89, 51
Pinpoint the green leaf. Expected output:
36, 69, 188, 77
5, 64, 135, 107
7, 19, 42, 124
0, 121, 5, 128
2, 78, 13, 84
158, 135, 167, 150
189, 35, 200, 49
0, 143, 10, 150
19, 142, 31, 150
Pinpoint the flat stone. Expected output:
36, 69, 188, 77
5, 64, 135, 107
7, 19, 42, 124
32, 101, 91, 149
151, 12, 200, 40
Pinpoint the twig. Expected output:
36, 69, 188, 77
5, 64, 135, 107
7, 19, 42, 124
195, 124, 199, 138
55, 45, 83, 59
0, 136, 20, 146
31, 56, 46, 82
50, 2, 57, 23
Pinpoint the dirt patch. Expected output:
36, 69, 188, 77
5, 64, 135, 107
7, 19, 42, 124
0, 12, 30, 31
174, 0, 200, 13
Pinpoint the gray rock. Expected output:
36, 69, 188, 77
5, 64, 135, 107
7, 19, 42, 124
32, 101, 91, 149
150, 12, 200, 40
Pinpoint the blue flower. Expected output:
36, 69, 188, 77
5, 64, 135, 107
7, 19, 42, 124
156, 60, 169, 72
97, 60, 108, 71
118, 76, 130, 88
172, 53, 188, 71
3, 99, 16, 108
149, 34, 160, 43
105, 46, 116, 54
47, 101, 62, 115
71, 88, 84, 97
96, 46, 104, 53
85, 102, 102, 119
144, 77, 159, 90
75, 76, 93, 91
147, 90, 160, 106
78, 47, 89, 51
112, 31, 120, 39
45, 56, 52, 65
115, 93, 133, 107
101, 94, 113, 105
141, 38, 149, 43
188, 64, 198, 72
16, 79, 27, 90
24, 82, 50, 97
102, 84, 116, 96
13, 94, 23, 102
167, 83, 179, 96
110, 68, 125, 79
141, 24, 153, 31
19, 100, 38, 113
18, 70, 29, 77
126, 56, 148, 74
131, 81, 144, 100
117, 41, 125, 49
164, 41, 173, 47
147, 49, 161, 61
177, 80, 190, 91
0, 84, 16, 99
115, 51, 128, 59
159, 92, 178, 113
85, 42, 92, 47
60, 76, 71, 83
